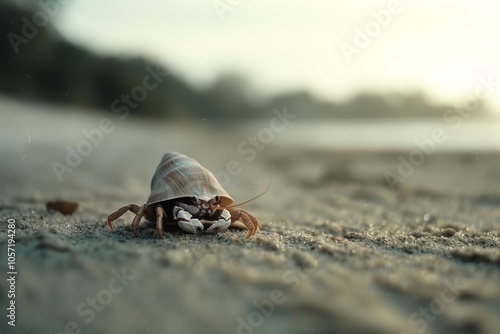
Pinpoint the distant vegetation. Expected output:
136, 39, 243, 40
0, 1, 492, 120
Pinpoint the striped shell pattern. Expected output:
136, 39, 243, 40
147, 152, 234, 206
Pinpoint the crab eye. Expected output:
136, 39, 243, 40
191, 197, 199, 204
214, 196, 220, 203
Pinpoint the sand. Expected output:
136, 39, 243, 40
0, 98, 499, 334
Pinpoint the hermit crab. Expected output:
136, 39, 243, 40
107, 152, 265, 239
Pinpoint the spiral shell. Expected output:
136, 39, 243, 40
146, 152, 233, 206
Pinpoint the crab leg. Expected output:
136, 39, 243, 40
173, 205, 204, 234
155, 206, 166, 239
131, 204, 146, 238
228, 208, 261, 238
107, 204, 141, 229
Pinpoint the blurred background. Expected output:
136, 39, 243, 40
2, 0, 500, 195
1, 0, 500, 123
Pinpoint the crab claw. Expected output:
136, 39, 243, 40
206, 218, 231, 234
206, 209, 231, 234
178, 218, 204, 234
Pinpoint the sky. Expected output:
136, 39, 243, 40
48, 0, 500, 111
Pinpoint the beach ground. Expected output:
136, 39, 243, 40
0, 99, 499, 334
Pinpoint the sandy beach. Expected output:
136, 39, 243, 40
1, 98, 499, 334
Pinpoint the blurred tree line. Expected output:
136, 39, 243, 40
0, 1, 492, 120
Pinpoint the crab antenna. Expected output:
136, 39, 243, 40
227, 164, 274, 208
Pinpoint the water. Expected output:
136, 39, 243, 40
1, 95, 499, 153
276, 119, 500, 152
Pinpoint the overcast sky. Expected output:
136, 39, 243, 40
52, 0, 500, 111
